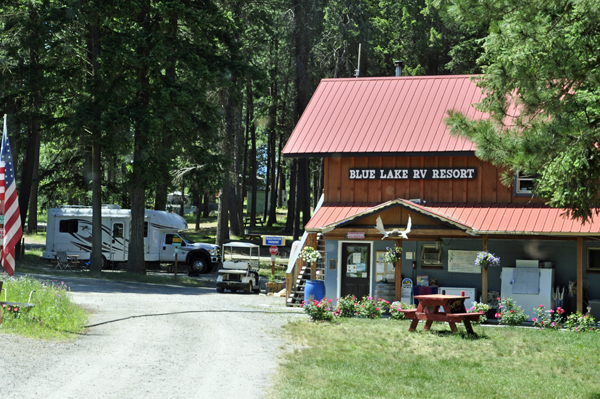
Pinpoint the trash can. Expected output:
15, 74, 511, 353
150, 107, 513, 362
304, 280, 325, 303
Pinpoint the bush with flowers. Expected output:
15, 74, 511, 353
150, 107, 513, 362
301, 297, 335, 321
299, 246, 322, 264
532, 304, 564, 330
388, 301, 415, 320
356, 296, 389, 319
564, 311, 597, 332
1, 303, 22, 319
467, 302, 491, 324
475, 251, 501, 269
495, 296, 528, 326
335, 295, 358, 318
383, 247, 402, 264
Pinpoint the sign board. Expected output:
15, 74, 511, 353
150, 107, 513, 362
448, 250, 481, 274
269, 245, 278, 255
347, 232, 365, 239
263, 236, 285, 246
349, 168, 476, 180
0, 215, 4, 224
401, 278, 413, 304
271, 254, 276, 262
172, 236, 182, 248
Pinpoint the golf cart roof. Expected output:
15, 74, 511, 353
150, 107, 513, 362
223, 242, 260, 249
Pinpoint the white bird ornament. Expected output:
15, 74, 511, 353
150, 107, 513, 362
375, 215, 412, 240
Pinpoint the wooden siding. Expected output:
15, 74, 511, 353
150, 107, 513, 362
324, 156, 543, 205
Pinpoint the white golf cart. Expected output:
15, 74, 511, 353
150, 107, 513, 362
216, 242, 261, 294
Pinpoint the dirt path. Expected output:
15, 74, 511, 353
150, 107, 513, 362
0, 276, 304, 399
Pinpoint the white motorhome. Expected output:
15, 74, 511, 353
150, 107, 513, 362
42, 205, 220, 273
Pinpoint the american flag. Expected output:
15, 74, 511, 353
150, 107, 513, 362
1, 115, 22, 276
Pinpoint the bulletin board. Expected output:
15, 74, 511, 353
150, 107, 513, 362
375, 251, 396, 282
448, 250, 481, 274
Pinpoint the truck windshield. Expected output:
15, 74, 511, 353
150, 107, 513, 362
178, 233, 196, 244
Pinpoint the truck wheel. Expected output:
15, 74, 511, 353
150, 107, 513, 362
190, 256, 210, 274
216, 287, 224, 293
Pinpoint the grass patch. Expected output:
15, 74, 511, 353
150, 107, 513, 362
1, 276, 88, 340
271, 318, 600, 399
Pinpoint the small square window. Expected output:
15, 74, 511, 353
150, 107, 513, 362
514, 171, 535, 196
420, 244, 442, 266
587, 248, 600, 271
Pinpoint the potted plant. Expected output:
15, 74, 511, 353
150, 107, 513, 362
299, 246, 322, 280
266, 274, 284, 294
475, 251, 501, 269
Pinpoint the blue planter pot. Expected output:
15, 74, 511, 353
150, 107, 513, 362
304, 280, 326, 303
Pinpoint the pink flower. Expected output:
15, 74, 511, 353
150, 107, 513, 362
539, 304, 544, 308
495, 313, 501, 318
551, 322, 555, 327
497, 297, 500, 301
510, 310, 513, 313
532, 318, 537, 322
14, 308, 19, 312
376, 308, 380, 311
367, 296, 372, 301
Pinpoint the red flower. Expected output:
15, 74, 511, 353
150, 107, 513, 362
510, 310, 513, 313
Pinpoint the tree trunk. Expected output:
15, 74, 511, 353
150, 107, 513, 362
91, 140, 104, 273
127, 0, 151, 275
284, 159, 296, 234
195, 189, 201, 230
26, 164, 39, 234
248, 78, 258, 228
203, 193, 210, 218
216, 187, 229, 248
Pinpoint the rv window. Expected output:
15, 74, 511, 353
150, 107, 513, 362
144, 222, 148, 238
59, 219, 79, 234
165, 234, 174, 245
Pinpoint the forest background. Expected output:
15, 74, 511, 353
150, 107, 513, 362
0, 0, 486, 273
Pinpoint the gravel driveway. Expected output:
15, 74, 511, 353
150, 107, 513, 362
0, 274, 306, 399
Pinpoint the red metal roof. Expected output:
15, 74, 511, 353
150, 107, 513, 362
307, 200, 600, 236
283, 75, 486, 157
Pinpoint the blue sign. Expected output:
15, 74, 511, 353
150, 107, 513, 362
263, 236, 285, 246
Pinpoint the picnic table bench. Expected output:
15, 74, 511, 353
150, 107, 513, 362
401, 295, 482, 335
243, 216, 263, 227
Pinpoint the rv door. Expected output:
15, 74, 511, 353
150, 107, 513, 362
110, 222, 127, 262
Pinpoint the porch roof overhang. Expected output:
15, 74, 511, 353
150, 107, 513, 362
305, 200, 600, 237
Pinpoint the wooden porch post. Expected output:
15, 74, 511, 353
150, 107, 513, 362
482, 236, 488, 304
306, 233, 318, 280
577, 237, 583, 313
395, 238, 403, 301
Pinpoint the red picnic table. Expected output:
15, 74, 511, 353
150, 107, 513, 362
399, 294, 482, 335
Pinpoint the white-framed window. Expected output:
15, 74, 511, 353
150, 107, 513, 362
514, 171, 535, 196
420, 244, 442, 267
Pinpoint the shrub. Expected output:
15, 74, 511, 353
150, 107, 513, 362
388, 301, 415, 320
564, 311, 597, 332
468, 302, 491, 324
532, 305, 564, 329
335, 295, 358, 318
302, 297, 334, 321
0, 276, 88, 338
356, 296, 388, 319
496, 297, 528, 326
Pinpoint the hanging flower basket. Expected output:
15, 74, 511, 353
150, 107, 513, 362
383, 247, 402, 264
475, 251, 501, 270
299, 246, 321, 264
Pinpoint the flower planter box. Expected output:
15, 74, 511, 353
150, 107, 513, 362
266, 281, 284, 294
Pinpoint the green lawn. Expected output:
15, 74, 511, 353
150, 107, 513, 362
270, 318, 600, 399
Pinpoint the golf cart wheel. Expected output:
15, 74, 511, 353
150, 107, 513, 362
244, 282, 252, 294
190, 256, 210, 274
230, 288, 237, 293
216, 287, 224, 293
253, 285, 260, 294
